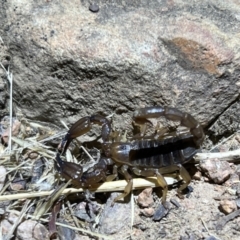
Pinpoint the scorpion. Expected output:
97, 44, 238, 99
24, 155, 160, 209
55, 106, 205, 206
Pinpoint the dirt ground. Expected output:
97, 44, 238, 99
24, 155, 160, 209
130, 180, 239, 240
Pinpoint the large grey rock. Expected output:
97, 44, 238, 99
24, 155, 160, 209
0, 0, 240, 139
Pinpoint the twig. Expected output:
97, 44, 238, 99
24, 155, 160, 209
216, 209, 240, 230
0, 177, 177, 201
131, 191, 134, 230
210, 132, 237, 152
194, 149, 240, 163
200, 218, 221, 240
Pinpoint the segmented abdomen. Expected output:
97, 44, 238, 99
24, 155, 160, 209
129, 135, 198, 168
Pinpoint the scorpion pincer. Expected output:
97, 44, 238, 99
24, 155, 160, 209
55, 115, 113, 188
55, 106, 205, 206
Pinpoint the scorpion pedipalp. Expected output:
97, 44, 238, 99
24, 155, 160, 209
56, 115, 113, 188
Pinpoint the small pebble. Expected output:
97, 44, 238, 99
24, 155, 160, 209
89, 3, 99, 13
1, 118, 21, 144
9, 178, 26, 191
16, 220, 49, 240
205, 235, 218, 240
170, 198, 181, 208
153, 204, 169, 221
224, 173, 239, 187
28, 152, 39, 159
8, 212, 19, 224
186, 185, 194, 198
220, 199, 237, 214
1, 220, 12, 235
99, 192, 131, 235
57, 219, 76, 240
226, 188, 237, 196
75, 201, 101, 223
200, 158, 232, 184
137, 187, 154, 207
192, 171, 202, 180
140, 207, 154, 217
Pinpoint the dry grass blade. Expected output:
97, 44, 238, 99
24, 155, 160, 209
33, 180, 71, 219
131, 191, 134, 230
0, 225, 3, 240
0, 62, 13, 153
0, 160, 31, 183
66, 201, 81, 229
0, 177, 177, 202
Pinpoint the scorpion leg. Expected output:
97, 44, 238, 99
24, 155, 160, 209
175, 164, 191, 199
159, 164, 191, 199
106, 164, 118, 182
132, 167, 168, 207
113, 165, 133, 203
133, 106, 204, 146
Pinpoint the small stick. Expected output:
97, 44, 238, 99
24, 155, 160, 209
0, 177, 176, 201
194, 149, 240, 163
216, 209, 240, 230
81, 145, 95, 161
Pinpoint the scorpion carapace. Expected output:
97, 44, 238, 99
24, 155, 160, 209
55, 106, 205, 206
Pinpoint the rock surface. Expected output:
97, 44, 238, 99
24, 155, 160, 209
0, 0, 239, 140
99, 192, 132, 235
200, 158, 232, 183
16, 220, 49, 240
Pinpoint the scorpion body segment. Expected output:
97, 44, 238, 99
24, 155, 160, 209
55, 106, 205, 206
109, 135, 198, 168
